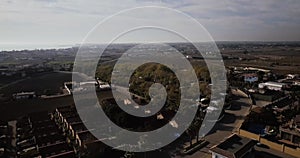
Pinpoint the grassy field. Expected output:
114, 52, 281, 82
0, 95, 75, 121
0, 72, 82, 96
0, 90, 115, 122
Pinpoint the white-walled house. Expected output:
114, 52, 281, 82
13, 92, 36, 100
258, 82, 287, 91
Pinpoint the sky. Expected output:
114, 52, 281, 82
1, 0, 300, 46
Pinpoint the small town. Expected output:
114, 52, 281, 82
1, 41, 300, 158
1, 0, 300, 158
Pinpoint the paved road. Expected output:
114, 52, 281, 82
181, 89, 296, 158
183, 88, 252, 158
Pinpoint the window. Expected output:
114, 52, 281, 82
293, 135, 300, 144
282, 132, 291, 141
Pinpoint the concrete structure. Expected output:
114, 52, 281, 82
243, 67, 270, 73
258, 82, 287, 91
210, 134, 256, 158
239, 128, 300, 158
287, 74, 299, 80
279, 115, 300, 147
15, 111, 76, 158
0, 122, 8, 158
52, 105, 107, 157
265, 96, 295, 113
280, 127, 300, 147
99, 84, 111, 90
13, 92, 36, 100
77, 81, 98, 92
63, 81, 75, 94
65, 79, 111, 93
97, 79, 111, 91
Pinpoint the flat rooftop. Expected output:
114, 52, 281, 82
210, 134, 256, 158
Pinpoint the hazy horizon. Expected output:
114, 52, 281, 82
1, 40, 300, 51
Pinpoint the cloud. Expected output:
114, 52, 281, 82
174, 0, 300, 41
0, 0, 299, 45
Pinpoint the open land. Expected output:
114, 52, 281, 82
0, 42, 300, 158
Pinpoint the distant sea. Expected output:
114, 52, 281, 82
0, 44, 74, 51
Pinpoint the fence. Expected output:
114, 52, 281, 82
238, 129, 300, 158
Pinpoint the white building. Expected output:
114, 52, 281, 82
258, 82, 287, 91
13, 92, 36, 100
97, 79, 111, 91
73, 81, 98, 92
286, 74, 299, 80
99, 84, 111, 90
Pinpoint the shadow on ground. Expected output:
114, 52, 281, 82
254, 150, 283, 158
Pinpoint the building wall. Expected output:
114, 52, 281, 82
239, 129, 260, 140
284, 146, 300, 157
260, 138, 284, 151
258, 83, 284, 91
294, 135, 300, 144
280, 130, 300, 146
267, 86, 282, 91
211, 152, 228, 158
238, 129, 300, 158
